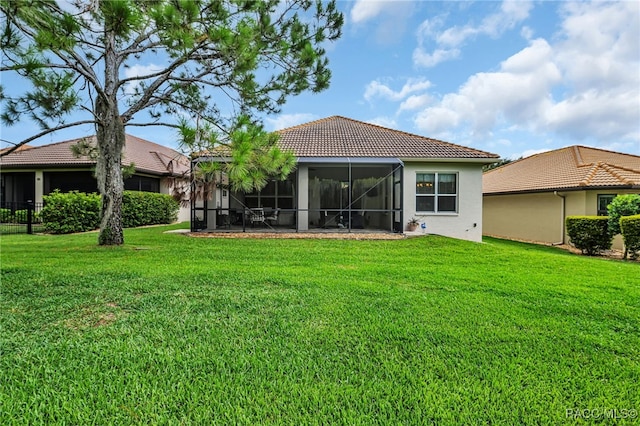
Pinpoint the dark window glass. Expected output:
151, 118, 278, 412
416, 173, 435, 194
278, 198, 294, 209
416, 196, 435, 212
597, 194, 616, 216
438, 196, 457, 212
438, 174, 457, 194
124, 175, 160, 193
262, 181, 276, 196
277, 180, 293, 196
45, 171, 97, 194
245, 197, 259, 208
261, 197, 276, 208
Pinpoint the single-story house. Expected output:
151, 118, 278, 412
483, 145, 640, 249
192, 116, 499, 242
0, 134, 191, 222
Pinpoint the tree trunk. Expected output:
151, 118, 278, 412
95, 97, 125, 246
95, 28, 125, 246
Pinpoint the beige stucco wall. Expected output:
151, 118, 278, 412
483, 189, 639, 250
483, 192, 563, 244
404, 162, 485, 242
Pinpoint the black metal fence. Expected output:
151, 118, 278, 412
0, 201, 45, 235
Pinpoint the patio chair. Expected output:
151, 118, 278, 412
249, 208, 266, 227
265, 209, 279, 226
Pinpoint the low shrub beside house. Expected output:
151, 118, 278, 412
41, 190, 179, 234
41, 191, 101, 234
620, 214, 640, 259
0, 208, 13, 222
566, 216, 613, 255
122, 191, 179, 227
607, 194, 640, 236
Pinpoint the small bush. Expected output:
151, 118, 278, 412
41, 190, 179, 234
0, 208, 13, 223
13, 209, 28, 224
41, 190, 101, 234
620, 214, 640, 260
566, 216, 613, 255
122, 191, 178, 228
607, 194, 640, 236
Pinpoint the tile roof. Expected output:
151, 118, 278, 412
0, 134, 189, 176
276, 116, 499, 160
483, 145, 640, 194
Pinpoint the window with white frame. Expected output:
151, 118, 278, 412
416, 172, 458, 213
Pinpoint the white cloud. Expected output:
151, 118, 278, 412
399, 94, 432, 112
415, 38, 560, 135
545, 89, 640, 141
519, 148, 550, 158
412, 1, 640, 148
412, 48, 460, 68
413, 0, 533, 68
265, 113, 319, 131
555, 1, 640, 92
350, 0, 388, 24
123, 63, 165, 94
366, 116, 397, 129
520, 26, 534, 40
350, 1, 414, 45
364, 78, 432, 102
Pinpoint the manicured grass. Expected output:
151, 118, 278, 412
1, 225, 639, 424
0, 223, 46, 235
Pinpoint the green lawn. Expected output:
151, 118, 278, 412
1, 224, 638, 425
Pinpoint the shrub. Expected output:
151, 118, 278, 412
4, 208, 41, 224
620, 214, 640, 260
566, 216, 613, 255
41, 190, 179, 234
41, 190, 101, 234
607, 194, 640, 236
122, 191, 179, 228
0, 208, 13, 223
13, 209, 28, 224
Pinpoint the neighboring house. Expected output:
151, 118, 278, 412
0, 134, 191, 222
483, 145, 640, 249
192, 116, 499, 242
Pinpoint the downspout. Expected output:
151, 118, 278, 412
553, 191, 565, 245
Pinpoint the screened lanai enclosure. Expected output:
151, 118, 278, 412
191, 158, 404, 233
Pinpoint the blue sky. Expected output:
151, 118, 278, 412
2, 0, 639, 159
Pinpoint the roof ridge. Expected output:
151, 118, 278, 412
579, 161, 602, 186
17, 135, 96, 151
573, 145, 586, 166
278, 115, 498, 158
276, 115, 340, 132
599, 162, 635, 185
342, 116, 499, 157
600, 162, 640, 174
483, 147, 562, 174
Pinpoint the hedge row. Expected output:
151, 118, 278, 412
565, 216, 612, 255
0, 208, 42, 224
620, 214, 640, 260
41, 191, 101, 234
40, 190, 179, 234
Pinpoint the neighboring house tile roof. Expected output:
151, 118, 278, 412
0, 134, 189, 176
0, 144, 35, 154
483, 145, 640, 195
276, 116, 499, 160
